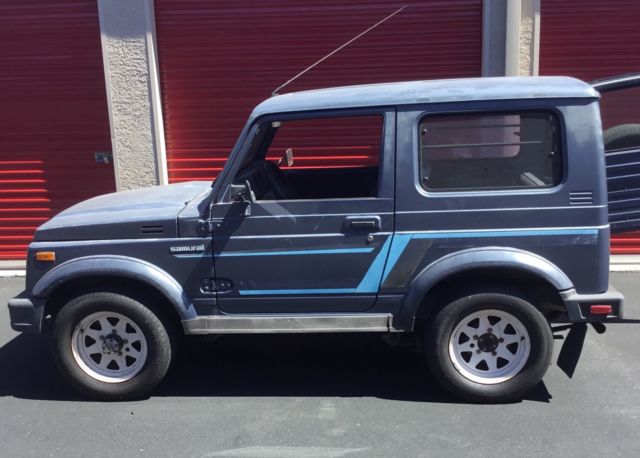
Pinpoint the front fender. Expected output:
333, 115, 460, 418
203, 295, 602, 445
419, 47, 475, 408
32, 255, 197, 321
396, 247, 573, 329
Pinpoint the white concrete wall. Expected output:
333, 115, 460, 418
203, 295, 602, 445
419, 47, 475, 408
482, 0, 539, 77
97, 0, 167, 191
519, 0, 540, 76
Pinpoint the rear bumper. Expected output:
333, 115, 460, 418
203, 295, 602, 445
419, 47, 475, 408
8, 293, 45, 333
561, 284, 624, 322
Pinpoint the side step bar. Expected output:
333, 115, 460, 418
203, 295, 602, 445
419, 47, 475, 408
182, 313, 392, 335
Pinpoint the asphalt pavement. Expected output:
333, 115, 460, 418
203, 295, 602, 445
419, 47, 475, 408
1, 274, 639, 457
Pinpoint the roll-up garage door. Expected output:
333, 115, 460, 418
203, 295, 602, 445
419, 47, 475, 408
154, 0, 483, 183
540, 0, 640, 254
0, 0, 115, 261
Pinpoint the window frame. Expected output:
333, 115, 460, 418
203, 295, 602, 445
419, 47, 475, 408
416, 107, 566, 194
219, 107, 394, 203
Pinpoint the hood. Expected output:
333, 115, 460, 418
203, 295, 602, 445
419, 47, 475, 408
35, 181, 211, 242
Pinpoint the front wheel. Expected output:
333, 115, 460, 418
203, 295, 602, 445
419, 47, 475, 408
425, 290, 553, 403
52, 291, 174, 401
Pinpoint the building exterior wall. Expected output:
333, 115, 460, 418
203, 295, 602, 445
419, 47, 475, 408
5, 0, 640, 266
0, 0, 538, 265
97, 0, 167, 191
0, 0, 115, 265
539, 0, 640, 256
481, 0, 507, 77
519, 0, 540, 76
155, 0, 484, 183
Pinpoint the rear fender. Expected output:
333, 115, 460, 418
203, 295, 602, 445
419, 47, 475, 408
395, 247, 573, 330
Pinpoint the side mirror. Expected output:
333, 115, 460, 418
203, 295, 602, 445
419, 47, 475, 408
228, 180, 256, 204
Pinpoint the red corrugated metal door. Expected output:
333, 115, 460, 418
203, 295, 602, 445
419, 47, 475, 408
154, 0, 483, 183
0, 0, 114, 261
540, 0, 640, 254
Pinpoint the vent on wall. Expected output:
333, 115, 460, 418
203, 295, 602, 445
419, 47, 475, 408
140, 225, 164, 235
569, 191, 594, 205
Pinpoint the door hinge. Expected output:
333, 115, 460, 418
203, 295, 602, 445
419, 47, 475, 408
197, 220, 224, 236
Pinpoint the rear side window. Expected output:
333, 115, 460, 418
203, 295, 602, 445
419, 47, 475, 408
419, 111, 562, 191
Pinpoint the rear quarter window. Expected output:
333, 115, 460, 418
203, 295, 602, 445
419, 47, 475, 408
419, 111, 563, 191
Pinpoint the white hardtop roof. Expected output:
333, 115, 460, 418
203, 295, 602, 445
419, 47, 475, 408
252, 76, 598, 117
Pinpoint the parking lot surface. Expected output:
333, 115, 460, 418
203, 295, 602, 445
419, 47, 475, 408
1, 274, 639, 457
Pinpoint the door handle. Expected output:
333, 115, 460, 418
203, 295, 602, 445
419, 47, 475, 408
345, 216, 381, 231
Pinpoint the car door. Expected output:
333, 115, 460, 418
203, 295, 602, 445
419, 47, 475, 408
209, 110, 395, 313
592, 73, 640, 233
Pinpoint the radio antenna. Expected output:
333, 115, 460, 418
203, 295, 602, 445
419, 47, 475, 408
272, 5, 407, 96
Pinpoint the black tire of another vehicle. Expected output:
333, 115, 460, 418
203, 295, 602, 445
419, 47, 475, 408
425, 291, 553, 403
52, 291, 173, 401
603, 123, 640, 150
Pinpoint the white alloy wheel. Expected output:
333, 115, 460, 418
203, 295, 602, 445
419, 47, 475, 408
71, 311, 148, 383
448, 309, 530, 384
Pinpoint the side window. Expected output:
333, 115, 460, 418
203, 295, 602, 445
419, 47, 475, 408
419, 111, 562, 191
234, 115, 383, 200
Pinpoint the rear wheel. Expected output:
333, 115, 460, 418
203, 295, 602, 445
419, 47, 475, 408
52, 291, 173, 401
425, 290, 553, 403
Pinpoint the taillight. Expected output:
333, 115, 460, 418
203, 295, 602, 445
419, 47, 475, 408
589, 305, 613, 315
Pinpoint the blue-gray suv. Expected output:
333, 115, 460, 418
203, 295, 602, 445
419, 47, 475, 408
8, 75, 640, 403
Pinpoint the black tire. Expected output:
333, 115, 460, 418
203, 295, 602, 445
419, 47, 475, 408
425, 290, 553, 403
52, 291, 174, 401
603, 123, 640, 151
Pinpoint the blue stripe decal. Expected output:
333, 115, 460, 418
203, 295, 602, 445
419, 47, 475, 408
380, 234, 413, 283
173, 247, 374, 259
238, 236, 393, 296
410, 228, 598, 239
377, 228, 598, 284
355, 236, 393, 293
239, 288, 357, 296
216, 247, 374, 257
175, 229, 596, 260
218, 227, 600, 295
